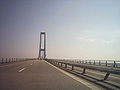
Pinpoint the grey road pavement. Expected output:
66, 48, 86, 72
0, 60, 98, 90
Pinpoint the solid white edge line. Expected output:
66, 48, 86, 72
18, 68, 26, 72
45, 61, 102, 90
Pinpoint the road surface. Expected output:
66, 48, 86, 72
0, 60, 101, 90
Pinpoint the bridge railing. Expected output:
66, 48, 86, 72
50, 59, 120, 68
46, 59, 120, 80
77, 60, 120, 68
0, 58, 36, 64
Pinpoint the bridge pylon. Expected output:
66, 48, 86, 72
38, 32, 46, 60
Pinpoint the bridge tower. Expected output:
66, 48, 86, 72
38, 32, 46, 60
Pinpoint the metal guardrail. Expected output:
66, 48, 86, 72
48, 59, 120, 68
46, 59, 120, 80
0, 58, 36, 64
76, 60, 120, 68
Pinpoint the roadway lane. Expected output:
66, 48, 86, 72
0, 60, 34, 73
0, 60, 100, 90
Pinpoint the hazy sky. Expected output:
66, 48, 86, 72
0, 0, 120, 59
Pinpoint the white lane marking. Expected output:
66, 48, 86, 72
0, 60, 34, 68
0, 62, 25, 68
45, 61, 102, 90
18, 68, 26, 72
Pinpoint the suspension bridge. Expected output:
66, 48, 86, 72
0, 32, 120, 90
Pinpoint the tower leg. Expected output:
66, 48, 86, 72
38, 32, 46, 60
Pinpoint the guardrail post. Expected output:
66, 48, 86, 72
71, 65, 74, 70
65, 64, 67, 68
106, 61, 107, 66
89, 60, 91, 64
104, 72, 110, 80
99, 60, 101, 66
113, 61, 116, 67
94, 60, 95, 65
82, 68, 86, 74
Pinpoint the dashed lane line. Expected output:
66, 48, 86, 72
18, 68, 26, 72
0, 61, 34, 68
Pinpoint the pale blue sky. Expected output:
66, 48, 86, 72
0, 0, 120, 59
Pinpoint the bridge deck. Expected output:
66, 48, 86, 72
0, 60, 99, 90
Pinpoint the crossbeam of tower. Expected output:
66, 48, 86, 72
38, 32, 46, 60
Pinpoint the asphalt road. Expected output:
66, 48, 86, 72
0, 60, 100, 90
